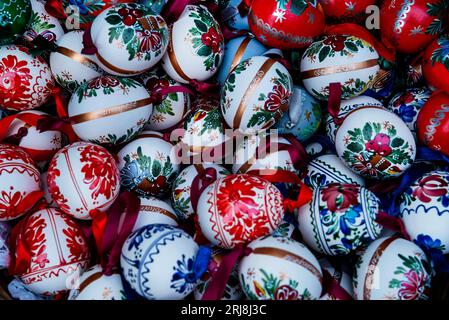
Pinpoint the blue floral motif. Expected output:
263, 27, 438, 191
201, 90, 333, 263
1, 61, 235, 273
339, 205, 363, 236
69, 0, 89, 15
120, 160, 145, 191
171, 254, 197, 294
415, 234, 446, 254
395, 104, 417, 123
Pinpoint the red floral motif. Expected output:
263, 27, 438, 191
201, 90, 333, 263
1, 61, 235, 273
323, 35, 347, 52
62, 214, 89, 261
201, 27, 223, 53
264, 84, 291, 113
216, 175, 269, 244
321, 183, 359, 212
412, 175, 448, 203
393, 92, 414, 108
274, 285, 299, 300
24, 213, 49, 272
0, 55, 32, 110
118, 7, 143, 26
0, 144, 35, 165
0, 190, 24, 220
365, 133, 392, 156
47, 163, 71, 214
137, 29, 163, 53
87, 76, 120, 90
79, 144, 119, 200
398, 270, 427, 300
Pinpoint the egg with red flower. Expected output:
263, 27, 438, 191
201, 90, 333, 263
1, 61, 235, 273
422, 35, 449, 94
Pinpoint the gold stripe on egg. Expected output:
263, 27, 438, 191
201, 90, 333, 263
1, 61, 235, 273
300, 59, 379, 80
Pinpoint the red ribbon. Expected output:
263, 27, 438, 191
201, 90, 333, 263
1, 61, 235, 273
149, 85, 194, 105
192, 214, 211, 246
328, 82, 344, 127
0, 112, 44, 142
51, 86, 69, 119
89, 208, 109, 260
325, 23, 396, 63
376, 211, 410, 240
190, 167, 218, 213
188, 79, 220, 98
81, 26, 97, 55
99, 191, 140, 275
322, 269, 353, 300
201, 245, 249, 300
44, 0, 67, 19
161, 0, 193, 24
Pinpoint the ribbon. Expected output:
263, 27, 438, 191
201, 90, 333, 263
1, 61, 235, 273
414, 234, 449, 274
202, 245, 249, 300
302, 135, 337, 158
100, 192, 141, 276
193, 245, 213, 281
283, 181, 313, 213
375, 211, 410, 240
325, 23, 396, 63
190, 167, 218, 213
322, 269, 353, 300
149, 85, 194, 106
81, 26, 97, 55
328, 82, 343, 126
161, 0, 192, 24
44, 0, 67, 19
51, 86, 69, 119
3, 127, 29, 145
89, 208, 108, 261
193, 214, 211, 245
188, 79, 220, 98
237, 0, 251, 16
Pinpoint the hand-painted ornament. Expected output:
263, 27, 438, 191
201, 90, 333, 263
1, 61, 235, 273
221, 0, 249, 31
161, 5, 224, 83
197, 174, 284, 249
304, 154, 365, 189
320, 0, 376, 22
300, 35, 380, 101
121, 224, 199, 300
17, 208, 90, 296
417, 91, 449, 156
90, 3, 168, 76
68, 76, 153, 145
335, 107, 416, 180
216, 35, 267, 85
239, 234, 323, 300
422, 35, 449, 93
4, 111, 65, 163
221, 56, 293, 133
0, 144, 40, 221
50, 30, 104, 92
353, 237, 432, 300
380, 0, 449, 55
319, 258, 354, 300
138, 0, 168, 14
247, 0, 325, 50
117, 131, 180, 198
141, 68, 191, 132
275, 85, 321, 142
134, 197, 178, 230
297, 183, 382, 256
68, 265, 126, 300
41, 171, 57, 208
0, 0, 31, 45
47, 142, 120, 220
325, 95, 384, 143
23, 0, 64, 43
0, 45, 54, 111
171, 163, 229, 221
387, 88, 431, 137
399, 170, 449, 254
194, 247, 244, 300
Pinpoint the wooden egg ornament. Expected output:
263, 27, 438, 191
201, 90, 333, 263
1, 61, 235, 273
304, 154, 365, 189
0, 144, 41, 221
68, 265, 126, 300
353, 237, 432, 300
300, 35, 380, 101
171, 163, 229, 222
325, 95, 384, 143
194, 247, 244, 300
161, 4, 224, 83
0, 45, 54, 112
216, 35, 267, 85
417, 91, 449, 156
23, 0, 64, 43
117, 131, 180, 198
247, 0, 325, 50
387, 88, 431, 137
47, 142, 120, 220
0, 0, 31, 45
221, 56, 293, 133
4, 110, 65, 163
422, 35, 449, 94
89, 2, 168, 76
15, 208, 90, 296
133, 196, 179, 230
68, 75, 153, 145
120, 224, 199, 300
335, 107, 416, 180
275, 85, 322, 142
141, 68, 191, 132
50, 30, 104, 92
239, 234, 323, 300
221, 0, 249, 31
319, 258, 354, 300
380, 0, 449, 55
297, 183, 383, 256
399, 170, 449, 254
196, 174, 285, 249
320, 0, 376, 22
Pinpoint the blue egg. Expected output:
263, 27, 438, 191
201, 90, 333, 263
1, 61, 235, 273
216, 35, 267, 85
222, 0, 249, 31
276, 85, 322, 142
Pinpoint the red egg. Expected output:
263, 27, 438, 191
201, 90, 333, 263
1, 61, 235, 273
248, 0, 326, 50
320, 0, 376, 22
422, 36, 449, 93
417, 91, 449, 156
380, 0, 448, 55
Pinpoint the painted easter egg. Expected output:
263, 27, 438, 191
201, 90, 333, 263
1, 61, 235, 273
422, 35, 449, 94
0, 0, 31, 45
320, 0, 376, 22
319, 258, 354, 300
134, 197, 179, 230
23, 0, 64, 43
